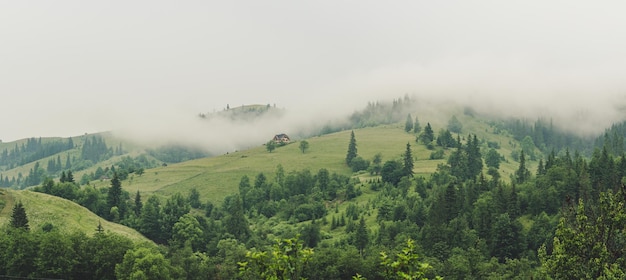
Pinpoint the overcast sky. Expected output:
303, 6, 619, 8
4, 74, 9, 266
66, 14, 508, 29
2, 1, 626, 143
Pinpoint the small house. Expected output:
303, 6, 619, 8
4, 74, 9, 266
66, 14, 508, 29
273, 133, 290, 144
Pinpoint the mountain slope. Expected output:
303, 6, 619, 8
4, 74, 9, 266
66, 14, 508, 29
0, 188, 149, 242
88, 111, 535, 206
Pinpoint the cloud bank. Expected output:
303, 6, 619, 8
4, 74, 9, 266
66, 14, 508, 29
1, 1, 626, 149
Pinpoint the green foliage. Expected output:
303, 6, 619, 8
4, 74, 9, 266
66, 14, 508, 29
115, 246, 177, 280
81, 135, 110, 163
405, 114, 414, 133
0, 137, 74, 173
419, 123, 435, 145
540, 189, 626, 279
380, 239, 441, 280
354, 216, 369, 256
188, 188, 202, 209
346, 130, 358, 165
346, 96, 416, 130
447, 115, 463, 133
224, 194, 250, 241
520, 135, 537, 160
10, 201, 29, 231
350, 156, 370, 172
447, 134, 483, 181
299, 140, 310, 154
139, 196, 165, 243
107, 173, 125, 220
429, 149, 444, 160
147, 144, 209, 163
515, 150, 530, 184
436, 129, 456, 148
381, 160, 404, 186
239, 237, 313, 280
266, 140, 277, 153
485, 148, 501, 169
413, 116, 421, 134
403, 143, 414, 177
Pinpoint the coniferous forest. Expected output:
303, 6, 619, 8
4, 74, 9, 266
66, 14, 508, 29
2, 104, 626, 279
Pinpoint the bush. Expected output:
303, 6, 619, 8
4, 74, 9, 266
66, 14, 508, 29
430, 149, 444, 160
350, 157, 370, 172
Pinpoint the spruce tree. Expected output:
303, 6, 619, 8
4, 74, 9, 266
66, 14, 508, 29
466, 134, 483, 179
346, 130, 358, 165
107, 173, 123, 220
420, 123, 434, 144
66, 170, 74, 183
354, 215, 369, 256
134, 190, 142, 216
403, 142, 414, 177
405, 114, 414, 132
10, 201, 29, 230
516, 150, 530, 184
413, 116, 421, 133
224, 194, 250, 241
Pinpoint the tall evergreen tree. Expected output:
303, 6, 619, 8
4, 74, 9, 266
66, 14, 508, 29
447, 115, 463, 133
405, 114, 414, 132
224, 194, 250, 241
65, 154, 71, 169
66, 170, 74, 183
354, 216, 369, 256
403, 142, 414, 177
346, 130, 358, 165
420, 123, 435, 144
413, 116, 421, 134
466, 134, 483, 179
139, 196, 164, 243
107, 173, 123, 220
515, 150, 530, 184
10, 201, 29, 230
134, 190, 142, 216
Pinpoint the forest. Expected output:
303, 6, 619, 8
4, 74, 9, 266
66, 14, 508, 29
1, 118, 626, 279
2, 97, 626, 279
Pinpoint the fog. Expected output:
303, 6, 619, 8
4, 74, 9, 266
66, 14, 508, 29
2, 1, 626, 153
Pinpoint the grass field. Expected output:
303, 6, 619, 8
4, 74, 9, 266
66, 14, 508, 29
0, 189, 150, 242
90, 124, 440, 205
85, 111, 534, 207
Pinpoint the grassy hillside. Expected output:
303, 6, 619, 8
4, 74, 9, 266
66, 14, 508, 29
88, 111, 535, 206
0, 188, 149, 242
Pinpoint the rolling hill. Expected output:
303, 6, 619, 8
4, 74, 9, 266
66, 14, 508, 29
0, 188, 149, 242
85, 110, 533, 206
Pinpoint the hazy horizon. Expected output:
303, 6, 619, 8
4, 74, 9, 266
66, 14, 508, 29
2, 1, 626, 146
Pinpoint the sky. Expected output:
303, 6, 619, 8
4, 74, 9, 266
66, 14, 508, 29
2, 1, 626, 147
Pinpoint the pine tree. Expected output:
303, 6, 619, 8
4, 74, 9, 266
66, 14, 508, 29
224, 194, 250, 241
346, 130, 358, 165
10, 201, 29, 230
107, 173, 123, 220
515, 150, 530, 184
65, 154, 71, 169
420, 123, 435, 144
354, 215, 369, 256
134, 190, 142, 216
60, 171, 67, 183
66, 170, 74, 183
466, 134, 483, 179
405, 114, 414, 132
403, 142, 414, 177
413, 116, 421, 133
